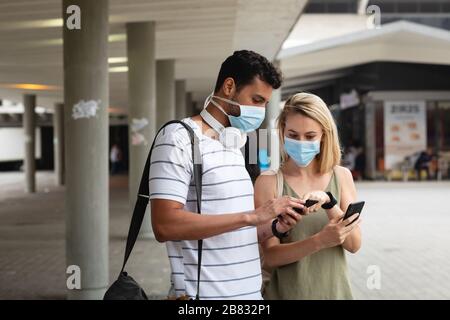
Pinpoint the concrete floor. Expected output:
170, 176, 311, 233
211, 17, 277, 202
1, 171, 450, 299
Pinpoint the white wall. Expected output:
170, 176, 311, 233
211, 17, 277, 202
0, 127, 41, 161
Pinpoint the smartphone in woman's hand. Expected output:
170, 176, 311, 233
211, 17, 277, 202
342, 201, 365, 225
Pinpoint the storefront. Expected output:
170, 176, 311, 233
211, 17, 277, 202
363, 91, 450, 180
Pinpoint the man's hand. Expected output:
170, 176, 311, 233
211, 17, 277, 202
250, 196, 304, 227
276, 211, 303, 234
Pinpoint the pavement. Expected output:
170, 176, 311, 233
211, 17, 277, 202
1, 171, 450, 299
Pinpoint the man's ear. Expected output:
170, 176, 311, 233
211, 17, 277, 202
222, 77, 236, 97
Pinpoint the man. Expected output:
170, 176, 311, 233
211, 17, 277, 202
414, 148, 433, 180
110, 144, 122, 175
150, 50, 305, 300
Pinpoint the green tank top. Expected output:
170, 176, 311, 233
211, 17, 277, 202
263, 169, 353, 300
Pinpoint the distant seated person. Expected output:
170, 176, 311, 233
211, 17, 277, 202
354, 146, 365, 181
414, 148, 433, 181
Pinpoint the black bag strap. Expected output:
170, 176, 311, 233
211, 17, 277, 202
120, 120, 203, 299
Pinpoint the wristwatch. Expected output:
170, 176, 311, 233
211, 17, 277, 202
272, 218, 289, 240
321, 192, 337, 210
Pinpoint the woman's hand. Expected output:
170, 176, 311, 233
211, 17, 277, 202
315, 214, 361, 249
301, 190, 330, 213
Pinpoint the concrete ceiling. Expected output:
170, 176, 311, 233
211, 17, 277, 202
0, 0, 307, 112
282, 13, 371, 49
279, 20, 450, 79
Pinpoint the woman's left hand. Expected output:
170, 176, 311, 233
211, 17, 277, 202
301, 190, 331, 213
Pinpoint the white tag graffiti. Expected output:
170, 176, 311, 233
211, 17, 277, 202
72, 100, 100, 120
131, 118, 149, 132
132, 133, 147, 146
131, 118, 149, 146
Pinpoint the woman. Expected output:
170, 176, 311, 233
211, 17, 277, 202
254, 92, 362, 300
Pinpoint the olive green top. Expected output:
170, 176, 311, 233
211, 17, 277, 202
263, 169, 353, 300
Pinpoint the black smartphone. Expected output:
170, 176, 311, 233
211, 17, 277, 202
293, 199, 318, 215
342, 201, 365, 225
305, 199, 319, 208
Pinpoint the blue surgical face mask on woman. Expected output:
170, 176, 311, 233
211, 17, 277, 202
284, 136, 321, 167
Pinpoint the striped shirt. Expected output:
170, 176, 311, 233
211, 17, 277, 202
149, 118, 262, 300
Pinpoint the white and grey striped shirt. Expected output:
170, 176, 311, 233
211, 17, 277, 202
149, 118, 262, 300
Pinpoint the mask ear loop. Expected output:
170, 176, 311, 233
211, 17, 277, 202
212, 95, 240, 107
203, 94, 247, 149
203, 93, 212, 109
209, 97, 230, 118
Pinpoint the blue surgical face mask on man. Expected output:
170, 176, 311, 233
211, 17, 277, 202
284, 136, 321, 167
209, 95, 265, 133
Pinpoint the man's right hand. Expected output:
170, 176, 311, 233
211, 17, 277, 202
250, 196, 305, 226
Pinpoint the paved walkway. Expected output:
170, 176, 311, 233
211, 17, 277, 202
1, 171, 449, 299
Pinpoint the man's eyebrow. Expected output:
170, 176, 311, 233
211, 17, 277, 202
253, 94, 266, 101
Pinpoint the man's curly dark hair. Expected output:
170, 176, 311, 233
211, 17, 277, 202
214, 50, 282, 93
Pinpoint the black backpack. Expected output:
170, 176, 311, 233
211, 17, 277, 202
104, 120, 203, 300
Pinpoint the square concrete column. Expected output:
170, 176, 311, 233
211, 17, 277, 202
53, 103, 65, 186
63, 0, 109, 300
156, 59, 175, 128
23, 94, 36, 193
267, 88, 281, 171
365, 100, 377, 180
126, 21, 156, 238
175, 80, 186, 119
185, 91, 193, 117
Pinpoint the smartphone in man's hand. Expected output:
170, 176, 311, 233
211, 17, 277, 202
293, 199, 318, 215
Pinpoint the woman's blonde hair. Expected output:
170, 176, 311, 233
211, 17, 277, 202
277, 92, 341, 174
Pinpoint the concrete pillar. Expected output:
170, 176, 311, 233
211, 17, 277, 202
23, 94, 36, 193
53, 103, 64, 185
192, 101, 199, 117
156, 59, 175, 128
267, 88, 281, 171
175, 80, 187, 119
63, 0, 109, 300
126, 21, 156, 238
365, 100, 377, 180
185, 92, 193, 117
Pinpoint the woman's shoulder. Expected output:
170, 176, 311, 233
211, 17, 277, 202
254, 170, 278, 195
333, 165, 353, 182
255, 170, 278, 185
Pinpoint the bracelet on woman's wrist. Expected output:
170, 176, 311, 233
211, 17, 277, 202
321, 192, 337, 210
